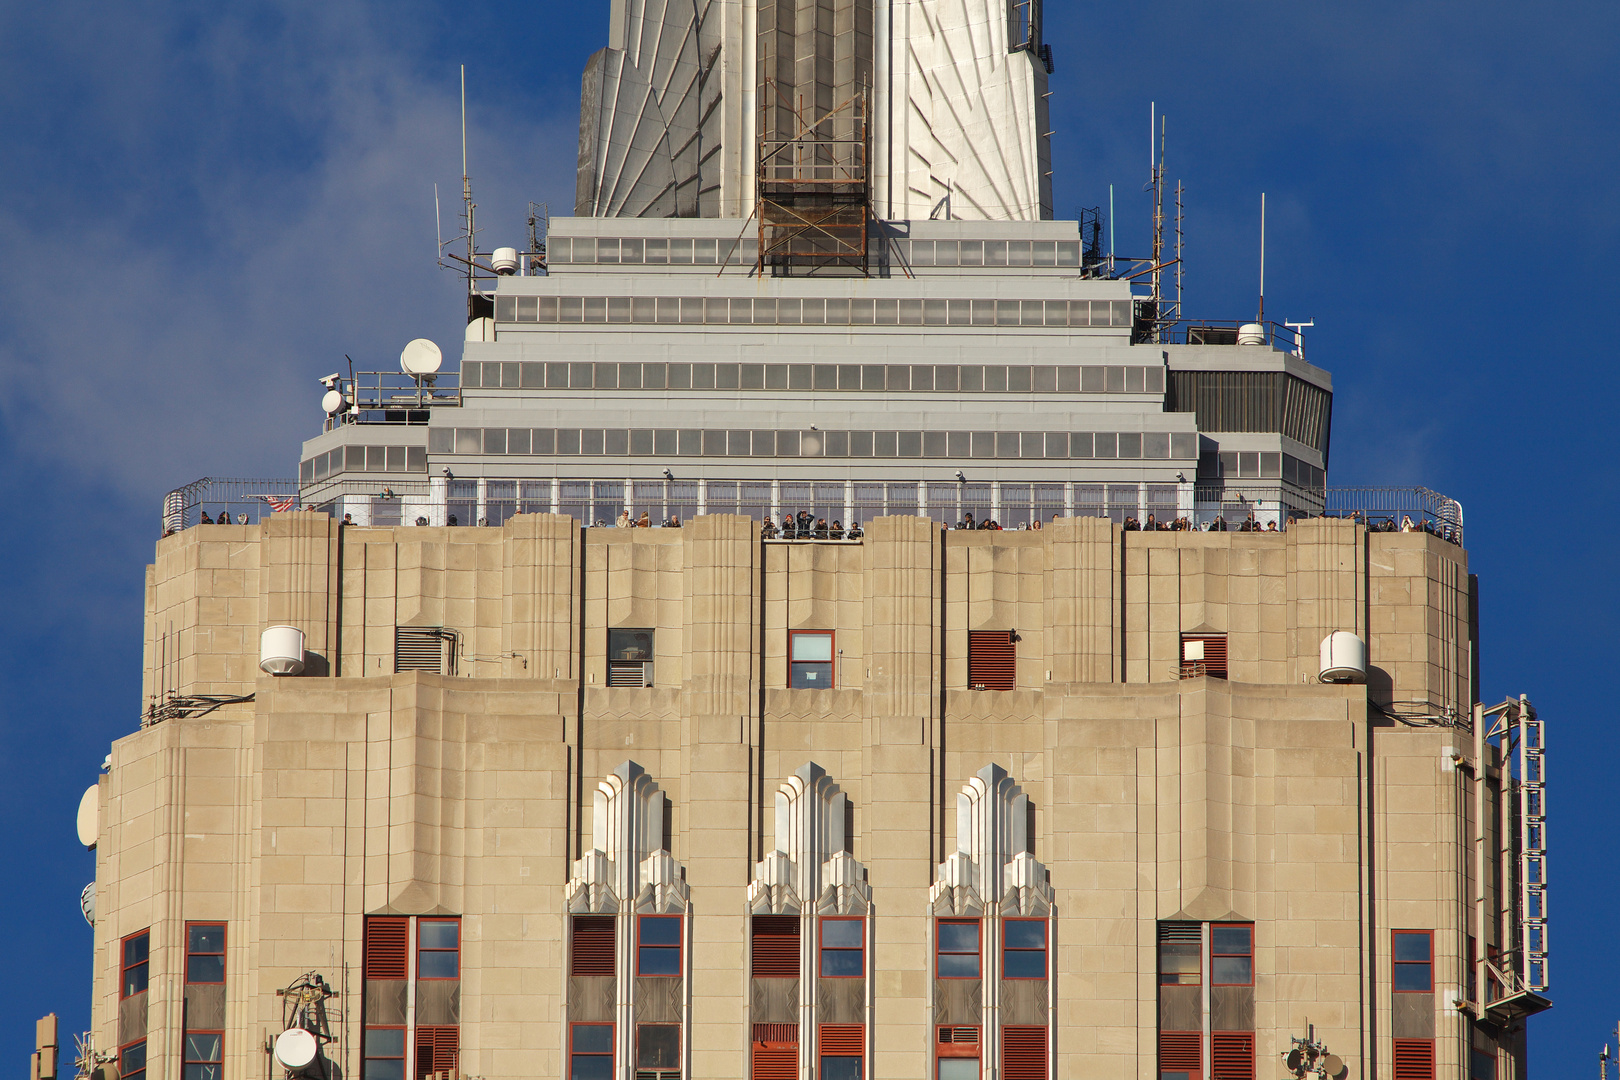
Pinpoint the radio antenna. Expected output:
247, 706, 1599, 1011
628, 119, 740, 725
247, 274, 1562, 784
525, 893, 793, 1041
459, 65, 477, 318
1258, 192, 1267, 323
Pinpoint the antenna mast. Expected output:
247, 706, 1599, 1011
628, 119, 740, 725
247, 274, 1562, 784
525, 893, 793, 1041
460, 65, 478, 319
1149, 104, 1164, 337
1258, 192, 1266, 323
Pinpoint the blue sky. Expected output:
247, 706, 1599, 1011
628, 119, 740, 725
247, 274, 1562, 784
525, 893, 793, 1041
1, 0, 1615, 1073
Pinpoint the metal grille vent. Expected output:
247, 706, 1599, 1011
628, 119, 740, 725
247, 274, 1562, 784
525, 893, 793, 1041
364, 916, 409, 979
1180, 634, 1228, 679
570, 916, 616, 978
751, 916, 801, 979
1157, 922, 1202, 943
415, 1026, 459, 1079
608, 660, 652, 688
937, 1028, 979, 1045
1002, 1026, 1046, 1080
1393, 1039, 1435, 1080
818, 1026, 863, 1056
1158, 1032, 1200, 1072
1212, 1031, 1255, 1080
395, 627, 452, 674
968, 631, 1016, 691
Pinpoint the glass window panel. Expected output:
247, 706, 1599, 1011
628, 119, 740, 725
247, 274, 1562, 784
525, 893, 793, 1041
922, 299, 946, 325
558, 297, 583, 323
570, 1054, 611, 1080
983, 240, 1007, 266
789, 365, 812, 390
923, 431, 947, 457
939, 1059, 979, 1080
700, 431, 724, 455
583, 297, 607, 323
725, 430, 749, 455
418, 951, 457, 978
694, 238, 717, 264
1008, 240, 1032, 266
537, 296, 559, 322
1007, 366, 1031, 392
668, 238, 693, 264
692, 364, 715, 389
901, 298, 926, 325
1125, 366, 1145, 393
1144, 432, 1170, 459
972, 299, 996, 325
596, 239, 619, 264
778, 299, 801, 324
1081, 367, 1105, 392
549, 237, 572, 263
716, 364, 740, 389
996, 300, 1020, 325
910, 240, 934, 266
849, 431, 873, 457
814, 365, 838, 390
729, 298, 753, 324
639, 915, 681, 946
632, 296, 656, 322
644, 239, 667, 263
705, 297, 729, 324
850, 298, 875, 324
631, 430, 654, 455
863, 365, 885, 390
655, 298, 679, 323
875, 298, 900, 324
935, 366, 958, 392
801, 298, 825, 324
681, 297, 704, 324
365, 1029, 405, 1057
638, 1026, 680, 1069
766, 365, 788, 390
667, 363, 691, 389
898, 431, 923, 457
983, 365, 1006, 392
791, 633, 834, 662
960, 366, 984, 392
946, 431, 971, 458
186, 955, 224, 982
1261, 452, 1281, 478
571, 239, 595, 262
1212, 957, 1252, 984
778, 430, 800, 456
455, 429, 481, 454
996, 432, 1019, 457
839, 365, 861, 389
754, 298, 777, 322
874, 431, 897, 457
821, 949, 863, 977
820, 1058, 862, 1080
910, 365, 934, 391
1057, 366, 1080, 392
593, 363, 617, 389
1118, 433, 1142, 458
971, 432, 995, 457
934, 240, 958, 265
1106, 366, 1126, 393
1034, 241, 1058, 267
653, 429, 676, 455
1158, 942, 1201, 985
1092, 433, 1116, 458
1145, 365, 1165, 393
752, 431, 775, 456
1393, 934, 1431, 962
939, 923, 978, 953
887, 365, 910, 391
573, 1026, 614, 1054
581, 429, 605, 455
826, 298, 850, 324
621, 238, 644, 263
678, 430, 702, 455
958, 241, 983, 266
823, 920, 862, 947
1056, 241, 1080, 267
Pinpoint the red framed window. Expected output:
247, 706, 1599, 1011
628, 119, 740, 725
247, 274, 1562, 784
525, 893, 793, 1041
182, 1033, 222, 1080
938, 1026, 980, 1080
752, 915, 801, 979
571, 916, 615, 978
185, 923, 226, 984
752, 1024, 798, 1080
1003, 919, 1047, 979
1470, 1048, 1497, 1080
365, 916, 409, 979
936, 919, 981, 978
819, 1024, 863, 1080
1393, 931, 1433, 992
118, 1041, 147, 1080
1210, 924, 1253, 986
637, 1024, 680, 1075
570, 1023, 613, 1080
967, 631, 1016, 691
121, 931, 150, 998
1158, 923, 1201, 986
1002, 1026, 1046, 1080
362, 1027, 405, 1080
1158, 1030, 1200, 1080
1211, 1031, 1254, 1080
820, 917, 864, 978
1393, 1039, 1435, 1080
638, 915, 682, 977
789, 631, 835, 688
415, 1025, 459, 1080
417, 918, 460, 979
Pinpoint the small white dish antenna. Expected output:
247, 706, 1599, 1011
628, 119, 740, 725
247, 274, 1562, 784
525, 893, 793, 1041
400, 338, 443, 376
321, 389, 346, 415
274, 1029, 318, 1071
77, 783, 101, 848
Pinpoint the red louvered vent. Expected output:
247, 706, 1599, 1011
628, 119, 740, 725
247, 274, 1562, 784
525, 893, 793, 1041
415, 1026, 459, 1080
937, 1028, 979, 1046
752, 916, 801, 979
1159, 1031, 1201, 1073
1002, 1026, 1046, 1080
1212, 1032, 1254, 1080
752, 1042, 797, 1080
364, 917, 409, 979
752, 1025, 798, 1046
571, 916, 617, 977
1180, 634, 1229, 680
1393, 1039, 1435, 1080
819, 1026, 864, 1056
968, 631, 1016, 691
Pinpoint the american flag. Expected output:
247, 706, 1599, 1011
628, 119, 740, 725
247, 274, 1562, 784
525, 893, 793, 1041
261, 494, 299, 513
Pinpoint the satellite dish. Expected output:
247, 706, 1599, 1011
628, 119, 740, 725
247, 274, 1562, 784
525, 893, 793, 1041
274, 1029, 318, 1070
77, 783, 100, 848
1323, 1053, 1345, 1078
400, 338, 443, 376
321, 389, 346, 415
1285, 1048, 1304, 1072
80, 880, 96, 926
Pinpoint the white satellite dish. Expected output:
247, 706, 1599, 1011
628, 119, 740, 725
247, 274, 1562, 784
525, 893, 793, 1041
274, 1029, 318, 1071
321, 389, 346, 415
77, 783, 100, 848
400, 338, 443, 376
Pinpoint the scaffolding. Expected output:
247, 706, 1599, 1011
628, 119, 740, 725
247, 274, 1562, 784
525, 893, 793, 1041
756, 77, 872, 275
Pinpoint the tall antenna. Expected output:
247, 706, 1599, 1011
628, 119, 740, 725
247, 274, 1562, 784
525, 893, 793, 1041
460, 65, 478, 318
1149, 105, 1164, 338
1108, 183, 1116, 277
1258, 192, 1266, 323
434, 183, 442, 262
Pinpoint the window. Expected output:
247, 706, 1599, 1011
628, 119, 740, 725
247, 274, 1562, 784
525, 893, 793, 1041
416, 1026, 459, 1080
1158, 923, 1200, 986
1393, 931, 1433, 992
967, 631, 1015, 691
638, 1024, 681, 1078
639, 916, 682, 976
363, 1028, 405, 1080
936, 920, 980, 978
365, 916, 409, 979
789, 631, 835, 689
571, 916, 616, 977
185, 923, 226, 983
118, 1042, 147, 1080
609, 628, 655, 687
417, 918, 460, 979
1211, 1031, 1253, 1080
1002, 1027, 1046, 1080
121, 931, 150, 998
1211, 924, 1252, 986
1180, 634, 1228, 679
182, 1033, 222, 1080
571, 1024, 613, 1080
1393, 1039, 1435, 1080
1470, 1048, 1496, 1080
752, 915, 801, 979
1158, 1031, 1199, 1080
820, 918, 864, 977
937, 1028, 980, 1080
1003, 920, 1047, 979
819, 1025, 863, 1080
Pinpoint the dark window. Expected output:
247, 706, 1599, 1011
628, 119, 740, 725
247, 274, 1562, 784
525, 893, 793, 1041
182, 1033, 222, 1080
1180, 634, 1228, 680
121, 931, 150, 998
415, 1025, 459, 1080
1002, 1026, 1046, 1080
752, 915, 800, 979
1157, 922, 1201, 986
820, 1025, 864, 1080
936, 920, 980, 979
185, 923, 226, 983
363, 1028, 404, 1080
790, 631, 835, 689
639, 916, 682, 976
967, 631, 1016, 691
571, 1023, 613, 1080
365, 916, 409, 979
820, 918, 864, 978
118, 1041, 147, 1080
571, 916, 616, 978
417, 918, 460, 979
1393, 931, 1433, 992
1211, 924, 1253, 986
1003, 920, 1047, 979
1393, 1039, 1435, 1080
1470, 1048, 1497, 1080
609, 629, 655, 688
638, 1024, 681, 1073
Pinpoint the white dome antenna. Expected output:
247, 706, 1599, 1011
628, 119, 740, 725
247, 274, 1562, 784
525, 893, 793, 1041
400, 338, 443, 376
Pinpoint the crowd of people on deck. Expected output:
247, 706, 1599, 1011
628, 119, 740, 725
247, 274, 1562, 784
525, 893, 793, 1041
761, 511, 864, 540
